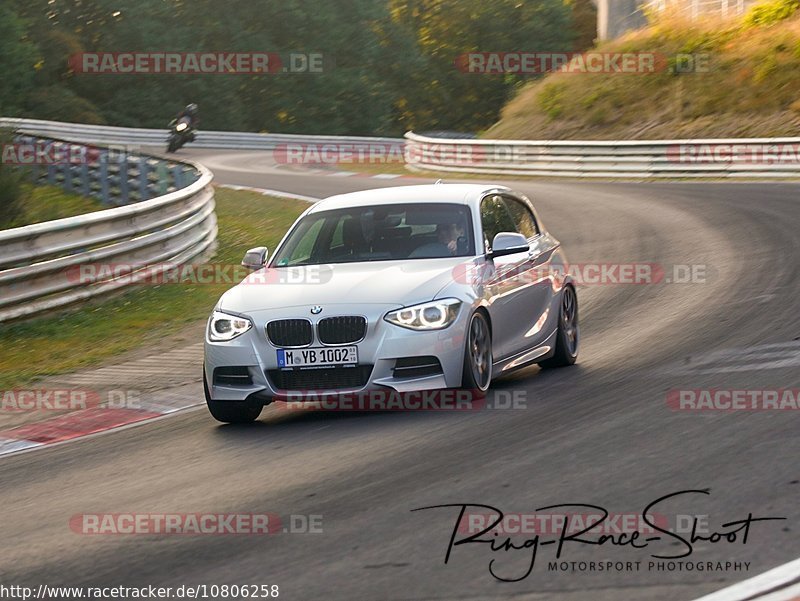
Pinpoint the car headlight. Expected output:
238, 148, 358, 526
385, 299, 461, 331
208, 310, 252, 342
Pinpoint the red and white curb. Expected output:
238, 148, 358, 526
0, 393, 201, 458
694, 556, 800, 601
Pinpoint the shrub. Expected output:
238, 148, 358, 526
537, 83, 567, 119
743, 0, 800, 27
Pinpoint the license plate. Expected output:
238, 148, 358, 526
277, 346, 358, 368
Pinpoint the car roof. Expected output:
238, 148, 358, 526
308, 184, 511, 213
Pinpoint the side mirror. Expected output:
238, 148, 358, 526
242, 246, 268, 270
487, 232, 529, 260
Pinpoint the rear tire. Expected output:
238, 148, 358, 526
538, 285, 579, 369
461, 310, 492, 392
204, 370, 262, 423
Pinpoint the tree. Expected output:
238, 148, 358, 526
388, 0, 575, 132
0, 5, 39, 116
4, 0, 585, 134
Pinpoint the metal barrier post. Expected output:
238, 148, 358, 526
172, 165, 184, 189
99, 154, 110, 205
138, 157, 150, 201
119, 156, 129, 205
63, 162, 74, 193
80, 163, 91, 196
156, 161, 169, 195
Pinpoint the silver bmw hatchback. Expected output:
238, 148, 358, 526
203, 184, 578, 422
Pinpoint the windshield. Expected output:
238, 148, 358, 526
271, 203, 475, 266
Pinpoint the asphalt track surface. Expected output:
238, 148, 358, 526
2, 148, 799, 600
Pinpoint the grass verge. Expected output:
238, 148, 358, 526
486, 6, 800, 140
1, 184, 105, 229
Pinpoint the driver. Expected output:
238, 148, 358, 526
410, 222, 465, 258
436, 223, 463, 254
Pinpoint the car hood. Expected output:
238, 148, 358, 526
219, 258, 470, 313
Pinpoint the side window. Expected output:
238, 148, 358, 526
480, 195, 517, 251
503, 197, 539, 239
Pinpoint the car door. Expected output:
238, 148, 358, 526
499, 194, 558, 357
479, 194, 533, 360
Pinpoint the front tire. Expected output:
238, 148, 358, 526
166, 135, 182, 153
204, 370, 262, 423
539, 285, 579, 368
461, 311, 492, 391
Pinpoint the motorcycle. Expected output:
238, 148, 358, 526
166, 116, 194, 153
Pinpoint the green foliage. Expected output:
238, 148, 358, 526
0, 170, 24, 230
537, 82, 566, 119
388, 0, 575, 132
0, 130, 24, 229
2, 0, 580, 135
753, 53, 779, 81
27, 86, 106, 124
743, 0, 800, 27
486, 4, 800, 141
0, 5, 38, 116
1, 183, 104, 230
565, 0, 598, 50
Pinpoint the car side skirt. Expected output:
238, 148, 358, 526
491, 327, 558, 377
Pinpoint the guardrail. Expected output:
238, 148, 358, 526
0, 137, 216, 322
11, 118, 798, 179
404, 131, 800, 178
0, 117, 400, 150
13, 133, 200, 205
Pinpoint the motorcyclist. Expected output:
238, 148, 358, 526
171, 103, 199, 141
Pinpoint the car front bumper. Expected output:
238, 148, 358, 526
204, 302, 470, 402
